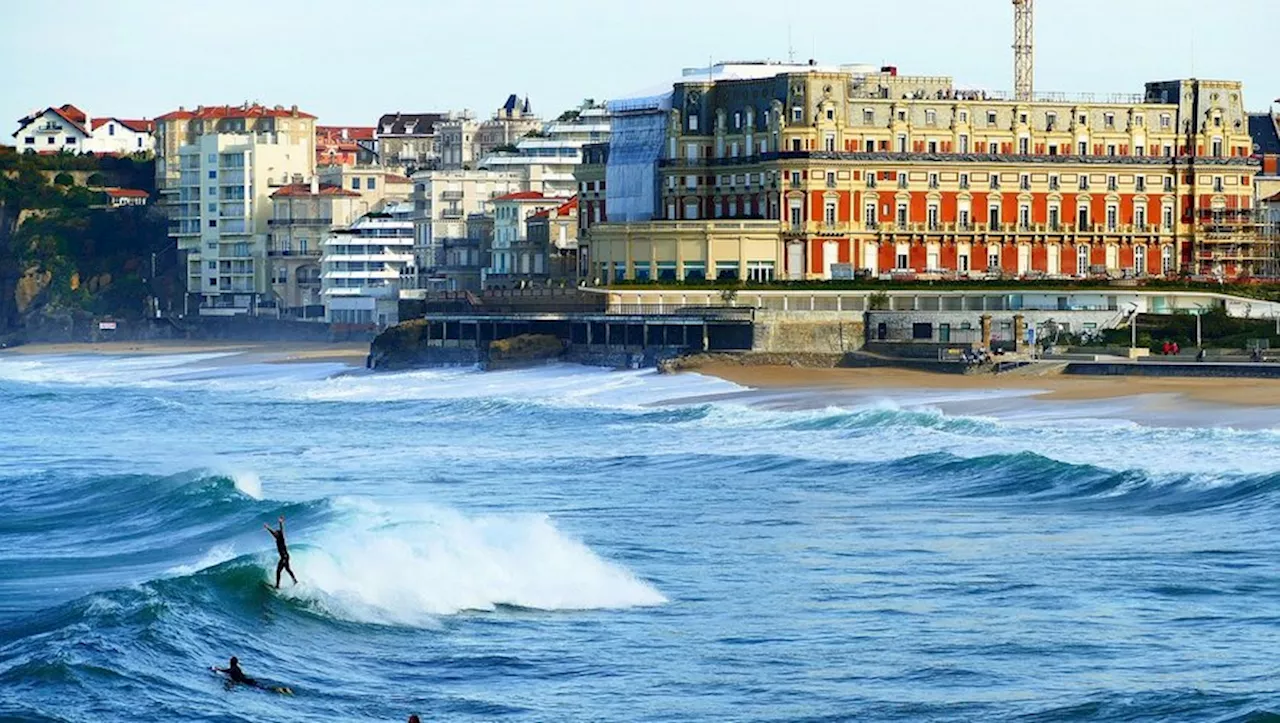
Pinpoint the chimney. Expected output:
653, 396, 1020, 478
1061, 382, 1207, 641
291, 105, 299, 117
310, 176, 319, 195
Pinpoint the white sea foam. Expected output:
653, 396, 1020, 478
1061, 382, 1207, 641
0, 353, 237, 386
230, 471, 264, 500
0, 353, 748, 409
292, 363, 748, 408
274, 498, 667, 626
167, 543, 238, 577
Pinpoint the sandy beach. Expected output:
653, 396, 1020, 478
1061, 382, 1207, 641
0, 340, 370, 367
696, 363, 1280, 408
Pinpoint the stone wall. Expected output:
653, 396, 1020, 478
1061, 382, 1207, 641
1065, 362, 1280, 379
752, 311, 865, 354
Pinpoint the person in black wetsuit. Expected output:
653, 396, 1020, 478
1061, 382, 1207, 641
212, 657, 257, 687
264, 515, 298, 589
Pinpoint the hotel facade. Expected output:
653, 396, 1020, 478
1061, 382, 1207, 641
586, 63, 1261, 283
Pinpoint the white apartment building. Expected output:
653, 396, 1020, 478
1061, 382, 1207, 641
408, 169, 526, 289
477, 105, 610, 196
172, 133, 315, 315
322, 202, 416, 327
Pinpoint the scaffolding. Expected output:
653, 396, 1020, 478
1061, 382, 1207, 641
1194, 208, 1280, 278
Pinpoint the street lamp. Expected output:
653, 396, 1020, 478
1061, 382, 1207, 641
1195, 305, 1204, 349
1128, 302, 1139, 351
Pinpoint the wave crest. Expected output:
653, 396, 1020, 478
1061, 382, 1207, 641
271, 500, 665, 625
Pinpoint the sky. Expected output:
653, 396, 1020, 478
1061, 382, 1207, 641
3, 0, 1279, 131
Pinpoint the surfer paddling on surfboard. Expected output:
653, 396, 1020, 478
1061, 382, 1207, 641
264, 515, 298, 589
211, 656, 293, 695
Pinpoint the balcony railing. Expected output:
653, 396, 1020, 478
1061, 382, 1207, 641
269, 218, 333, 226
441, 209, 464, 219
441, 191, 464, 201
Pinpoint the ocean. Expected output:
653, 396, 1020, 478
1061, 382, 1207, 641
1, 352, 1278, 722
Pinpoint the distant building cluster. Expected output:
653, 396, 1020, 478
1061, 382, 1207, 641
11, 57, 1280, 327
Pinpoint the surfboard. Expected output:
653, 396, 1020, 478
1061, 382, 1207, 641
211, 668, 293, 695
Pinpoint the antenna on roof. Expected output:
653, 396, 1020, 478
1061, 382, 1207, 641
787, 24, 795, 64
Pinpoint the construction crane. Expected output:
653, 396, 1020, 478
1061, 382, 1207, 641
1013, 0, 1034, 102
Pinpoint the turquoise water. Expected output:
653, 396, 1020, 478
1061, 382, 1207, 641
1, 354, 1279, 722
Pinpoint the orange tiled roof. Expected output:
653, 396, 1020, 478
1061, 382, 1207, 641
91, 118, 155, 133
15, 105, 90, 136
58, 104, 87, 124
317, 125, 375, 141
156, 104, 317, 122
384, 174, 413, 184
530, 197, 578, 219
493, 191, 547, 202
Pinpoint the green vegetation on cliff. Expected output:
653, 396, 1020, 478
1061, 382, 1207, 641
0, 154, 175, 338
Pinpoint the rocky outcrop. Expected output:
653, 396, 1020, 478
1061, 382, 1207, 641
368, 323, 567, 371
486, 334, 566, 370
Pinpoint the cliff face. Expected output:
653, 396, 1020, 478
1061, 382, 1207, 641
0, 201, 18, 336
0, 156, 176, 344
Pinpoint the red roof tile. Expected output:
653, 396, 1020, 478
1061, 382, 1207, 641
271, 183, 361, 198
555, 196, 579, 215
58, 104, 87, 124
90, 118, 154, 133
156, 104, 317, 122
317, 125, 376, 141
530, 197, 578, 219
493, 191, 547, 202
384, 174, 413, 184
105, 188, 149, 198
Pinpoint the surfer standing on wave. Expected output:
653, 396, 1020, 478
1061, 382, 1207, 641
264, 515, 298, 588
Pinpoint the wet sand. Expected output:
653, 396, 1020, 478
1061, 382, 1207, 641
1, 341, 369, 367
696, 364, 1280, 408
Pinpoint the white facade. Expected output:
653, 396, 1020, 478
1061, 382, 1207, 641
408, 169, 525, 283
490, 195, 561, 276
86, 118, 155, 155
13, 108, 90, 152
172, 133, 315, 315
477, 107, 611, 196
322, 203, 416, 326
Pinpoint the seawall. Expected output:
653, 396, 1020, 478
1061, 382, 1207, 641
1064, 362, 1280, 379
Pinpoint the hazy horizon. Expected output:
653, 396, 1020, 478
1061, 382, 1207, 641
3, 0, 1278, 132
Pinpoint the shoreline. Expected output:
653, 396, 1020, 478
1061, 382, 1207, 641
0, 340, 370, 367
5, 340, 1279, 407
693, 363, 1280, 407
